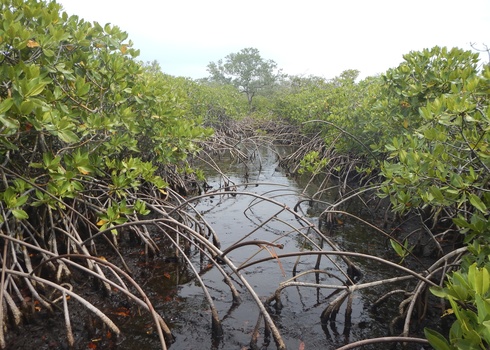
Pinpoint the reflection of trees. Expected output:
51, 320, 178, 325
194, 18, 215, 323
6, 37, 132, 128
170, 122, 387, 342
182, 132, 452, 349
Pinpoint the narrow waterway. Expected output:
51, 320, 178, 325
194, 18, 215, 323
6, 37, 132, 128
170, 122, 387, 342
119, 144, 423, 350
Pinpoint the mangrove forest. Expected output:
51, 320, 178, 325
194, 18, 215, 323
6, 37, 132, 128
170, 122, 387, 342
0, 0, 489, 349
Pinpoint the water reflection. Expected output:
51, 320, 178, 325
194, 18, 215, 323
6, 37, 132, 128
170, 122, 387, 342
120, 144, 422, 349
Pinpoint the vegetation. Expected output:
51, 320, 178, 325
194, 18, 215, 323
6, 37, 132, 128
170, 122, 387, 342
0, 0, 213, 348
1, 0, 489, 349
207, 47, 283, 110
269, 47, 490, 349
379, 48, 490, 349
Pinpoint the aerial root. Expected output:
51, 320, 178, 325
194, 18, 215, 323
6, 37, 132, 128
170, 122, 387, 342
211, 309, 224, 339
250, 314, 263, 350
371, 289, 411, 310
321, 290, 350, 326
336, 336, 430, 350
62, 289, 75, 348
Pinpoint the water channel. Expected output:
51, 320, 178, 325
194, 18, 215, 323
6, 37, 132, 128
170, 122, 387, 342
118, 144, 426, 350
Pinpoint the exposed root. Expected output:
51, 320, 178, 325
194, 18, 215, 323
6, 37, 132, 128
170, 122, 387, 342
0, 119, 465, 349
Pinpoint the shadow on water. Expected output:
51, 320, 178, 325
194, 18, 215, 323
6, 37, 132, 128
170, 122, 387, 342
118, 145, 427, 350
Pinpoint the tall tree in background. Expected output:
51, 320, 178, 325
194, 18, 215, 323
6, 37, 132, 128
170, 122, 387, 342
207, 47, 283, 110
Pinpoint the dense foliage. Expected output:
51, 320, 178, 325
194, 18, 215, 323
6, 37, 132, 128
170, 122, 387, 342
1, 0, 489, 348
379, 48, 490, 349
0, 0, 213, 215
269, 48, 488, 240
268, 47, 490, 349
378, 48, 488, 235
0, 1, 217, 347
271, 69, 381, 154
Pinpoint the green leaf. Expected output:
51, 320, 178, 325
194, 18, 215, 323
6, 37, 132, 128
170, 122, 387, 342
468, 263, 490, 296
450, 284, 469, 300
481, 320, 490, 344
20, 100, 35, 114
0, 98, 14, 114
424, 328, 452, 350
429, 186, 445, 202
12, 209, 29, 220
76, 166, 93, 175
2, 187, 16, 207
452, 216, 470, 228
475, 294, 490, 323
390, 239, 405, 257
430, 286, 449, 298
58, 130, 80, 143
16, 195, 28, 207
0, 115, 20, 129
450, 319, 463, 344
25, 81, 49, 98
469, 194, 487, 214
43, 48, 55, 57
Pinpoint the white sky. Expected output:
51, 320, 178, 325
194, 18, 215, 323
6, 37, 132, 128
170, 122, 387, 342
56, 0, 489, 80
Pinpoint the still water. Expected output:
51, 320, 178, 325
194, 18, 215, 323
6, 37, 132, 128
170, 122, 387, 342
120, 145, 420, 349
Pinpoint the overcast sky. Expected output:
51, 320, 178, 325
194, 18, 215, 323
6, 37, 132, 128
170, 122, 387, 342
56, 0, 489, 80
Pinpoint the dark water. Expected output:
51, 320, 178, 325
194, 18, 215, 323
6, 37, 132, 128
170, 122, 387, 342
119, 145, 425, 350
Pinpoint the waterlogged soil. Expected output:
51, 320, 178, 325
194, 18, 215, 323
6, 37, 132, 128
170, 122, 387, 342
6, 145, 446, 350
